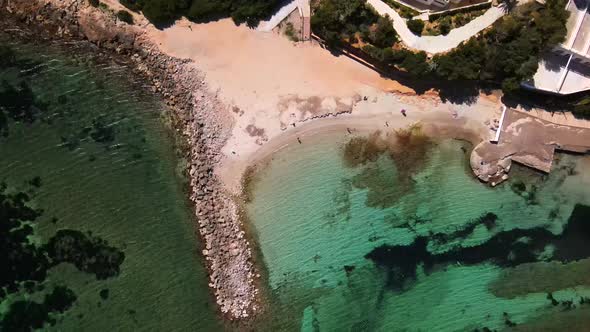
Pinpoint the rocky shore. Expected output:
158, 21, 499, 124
0, 0, 259, 319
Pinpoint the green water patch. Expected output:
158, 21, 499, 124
0, 39, 223, 330
343, 126, 434, 209
247, 130, 590, 331
489, 258, 590, 299
0, 180, 125, 330
366, 204, 590, 292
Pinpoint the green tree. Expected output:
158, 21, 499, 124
141, 0, 181, 25
439, 16, 451, 35
117, 10, 134, 24
311, 0, 379, 47
119, 0, 144, 12
370, 15, 398, 48
407, 19, 424, 36
400, 51, 430, 76
501, 77, 520, 93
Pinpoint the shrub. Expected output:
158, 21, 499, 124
439, 16, 451, 35
117, 10, 134, 24
573, 97, 590, 118
399, 6, 417, 19
89, 0, 100, 7
385, 0, 418, 19
311, 0, 380, 47
407, 19, 424, 36
119, 0, 143, 12
370, 15, 398, 48
119, 0, 279, 26
284, 22, 299, 42
140, 0, 181, 25
399, 51, 430, 76
187, 0, 280, 27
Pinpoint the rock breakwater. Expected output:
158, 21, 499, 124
0, 0, 258, 319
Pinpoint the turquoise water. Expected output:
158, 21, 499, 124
247, 131, 590, 331
0, 40, 222, 330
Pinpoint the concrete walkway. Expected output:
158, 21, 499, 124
257, 0, 299, 32
367, 0, 506, 53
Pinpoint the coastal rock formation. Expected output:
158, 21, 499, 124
0, 0, 258, 319
470, 141, 512, 186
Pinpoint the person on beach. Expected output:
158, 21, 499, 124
401, 109, 407, 117
385, 121, 389, 127
347, 128, 352, 134
297, 137, 302, 144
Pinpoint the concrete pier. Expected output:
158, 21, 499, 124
471, 108, 590, 186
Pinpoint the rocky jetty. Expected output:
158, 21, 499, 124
0, 0, 259, 319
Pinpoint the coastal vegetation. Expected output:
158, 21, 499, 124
406, 19, 424, 36
310, 0, 381, 47
574, 96, 590, 118
311, 0, 570, 93
117, 9, 134, 24
119, 0, 281, 26
423, 9, 487, 36
284, 22, 299, 42
383, 0, 419, 19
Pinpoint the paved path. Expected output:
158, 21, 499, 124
367, 0, 506, 53
257, 0, 299, 32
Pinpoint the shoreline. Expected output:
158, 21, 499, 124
221, 92, 501, 197
237, 108, 493, 204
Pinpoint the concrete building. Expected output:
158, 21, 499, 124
525, 0, 590, 94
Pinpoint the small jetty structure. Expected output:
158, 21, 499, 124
471, 108, 590, 186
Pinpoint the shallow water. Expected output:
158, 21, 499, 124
247, 130, 590, 331
0, 40, 222, 330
